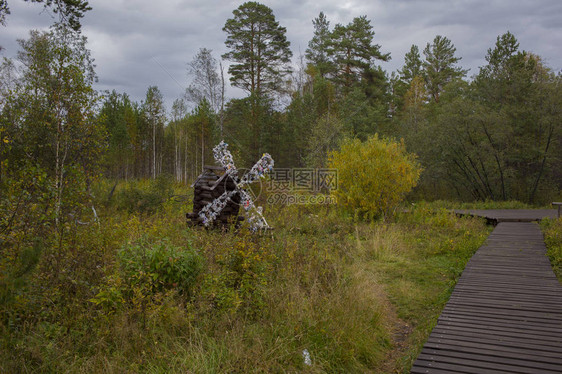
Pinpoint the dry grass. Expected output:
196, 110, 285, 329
0, 181, 491, 373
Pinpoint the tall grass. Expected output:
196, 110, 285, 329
0, 180, 490, 373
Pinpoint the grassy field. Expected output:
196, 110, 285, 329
1, 179, 500, 373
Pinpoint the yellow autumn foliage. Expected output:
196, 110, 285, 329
328, 134, 422, 219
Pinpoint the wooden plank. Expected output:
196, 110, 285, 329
450, 289, 562, 303
431, 325, 562, 345
445, 297, 562, 313
437, 320, 562, 338
423, 337, 562, 361
411, 365, 463, 374
413, 359, 515, 374
439, 309, 562, 326
436, 314, 562, 334
418, 351, 562, 373
441, 305, 562, 321
427, 333, 562, 355
423, 343, 562, 366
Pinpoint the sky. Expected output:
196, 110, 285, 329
1, 0, 561, 110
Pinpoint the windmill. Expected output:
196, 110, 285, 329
186, 141, 274, 231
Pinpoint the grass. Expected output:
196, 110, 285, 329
541, 218, 562, 282
0, 179, 491, 373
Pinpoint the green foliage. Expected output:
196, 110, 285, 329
1, 0, 91, 30
222, 1, 292, 96
305, 11, 333, 78
117, 238, 203, 296
398, 32, 562, 204
329, 135, 422, 219
116, 175, 174, 214
327, 15, 390, 92
541, 218, 562, 280
3, 5, 562, 372
203, 233, 272, 316
422, 35, 467, 102
1, 173, 493, 373
400, 44, 423, 84
430, 34, 561, 203
223, 94, 276, 166
98, 90, 135, 178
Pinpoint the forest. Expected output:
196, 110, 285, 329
1, 0, 562, 373
2, 2, 561, 202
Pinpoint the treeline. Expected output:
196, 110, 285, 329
2, 1, 562, 204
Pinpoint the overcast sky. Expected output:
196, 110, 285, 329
1, 0, 561, 110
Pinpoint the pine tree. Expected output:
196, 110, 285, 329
305, 12, 333, 78
400, 44, 423, 84
1, 0, 91, 30
327, 15, 389, 92
222, 1, 292, 97
423, 35, 467, 102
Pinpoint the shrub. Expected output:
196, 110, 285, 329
328, 134, 422, 219
118, 239, 204, 295
541, 218, 562, 280
203, 233, 272, 316
117, 174, 174, 214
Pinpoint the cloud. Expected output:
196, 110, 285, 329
1, 0, 560, 110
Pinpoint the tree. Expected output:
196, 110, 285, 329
305, 11, 333, 78
0, 0, 8, 26
1, 0, 91, 30
423, 35, 466, 102
473, 33, 562, 203
14, 25, 101, 224
402, 75, 427, 132
185, 47, 226, 137
143, 86, 165, 179
186, 48, 223, 111
422, 33, 562, 203
327, 15, 389, 91
480, 31, 519, 80
99, 91, 135, 179
328, 135, 421, 219
0, 25, 103, 291
400, 44, 423, 84
222, 1, 292, 97
169, 98, 188, 182
191, 98, 214, 172
305, 113, 345, 168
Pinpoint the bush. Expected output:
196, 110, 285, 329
117, 174, 174, 214
328, 134, 422, 219
541, 218, 562, 280
118, 239, 204, 295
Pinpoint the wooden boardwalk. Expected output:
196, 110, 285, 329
454, 209, 558, 223
411, 222, 562, 373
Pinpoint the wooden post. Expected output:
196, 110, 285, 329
553, 202, 562, 218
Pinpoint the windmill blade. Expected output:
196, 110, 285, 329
239, 189, 269, 232
212, 141, 238, 178
238, 153, 274, 188
198, 189, 237, 226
